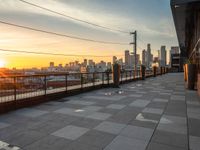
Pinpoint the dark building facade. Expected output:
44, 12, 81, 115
171, 0, 200, 94
171, 53, 181, 72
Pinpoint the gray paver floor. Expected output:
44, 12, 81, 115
0, 73, 199, 150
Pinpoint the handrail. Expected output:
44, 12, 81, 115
0, 69, 147, 78
0, 71, 112, 78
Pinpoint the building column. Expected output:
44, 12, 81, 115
140, 65, 146, 80
153, 66, 157, 77
112, 64, 121, 88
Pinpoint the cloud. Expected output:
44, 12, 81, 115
0, 0, 178, 50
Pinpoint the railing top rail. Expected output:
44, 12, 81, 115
0, 71, 114, 78
0, 69, 158, 78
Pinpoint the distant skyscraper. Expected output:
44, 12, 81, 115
107, 62, 112, 69
118, 58, 123, 66
83, 59, 87, 67
113, 56, 117, 64
146, 44, 152, 67
136, 54, 140, 65
49, 62, 54, 68
125, 50, 130, 68
159, 46, 167, 67
88, 60, 95, 66
58, 64, 63, 68
151, 54, 153, 63
158, 50, 160, 66
142, 49, 146, 66
129, 54, 134, 68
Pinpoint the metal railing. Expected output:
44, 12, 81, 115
0, 68, 162, 105
120, 70, 141, 83
0, 72, 114, 103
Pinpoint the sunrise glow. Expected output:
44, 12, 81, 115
0, 59, 6, 68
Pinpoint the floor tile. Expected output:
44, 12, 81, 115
188, 118, 200, 137
187, 112, 200, 120
104, 135, 148, 150
71, 118, 101, 129
160, 115, 187, 125
106, 104, 126, 110
76, 130, 116, 149
54, 108, 92, 117
52, 125, 89, 140
147, 142, 187, 150
86, 112, 112, 120
189, 136, 200, 150
120, 125, 154, 141
171, 95, 185, 101
152, 130, 188, 148
129, 94, 143, 98
153, 98, 168, 103
67, 142, 101, 150
14, 108, 48, 118
0, 122, 10, 129
142, 108, 164, 115
129, 119, 157, 129
129, 100, 150, 108
94, 121, 126, 134
82, 106, 103, 111
24, 135, 71, 150
65, 100, 96, 106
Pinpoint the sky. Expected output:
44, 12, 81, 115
0, 0, 178, 68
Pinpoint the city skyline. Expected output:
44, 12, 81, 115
0, 0, 178, 68
0, 44, 175, 69
1, 45, 176, 72
0, 44, 177, 69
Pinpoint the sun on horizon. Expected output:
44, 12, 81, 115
0, 59, 6, 68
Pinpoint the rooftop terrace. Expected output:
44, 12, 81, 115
0, 73, 199, 150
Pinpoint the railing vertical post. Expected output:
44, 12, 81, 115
138, 69, 140, 78
132, 71, 133, 80
65, 74, 68, 92
107, 72, 110, 85
14, 76, 16, 101
126, 71, 127, 82
81, 74, 83, 89
121, 71, 123, 83
93, 73, 95, 87
44, 75, 47, 96
131, 71, 132, 80
102, 72, 104, 85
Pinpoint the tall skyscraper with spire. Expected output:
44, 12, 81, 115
146, 44, 152, 68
